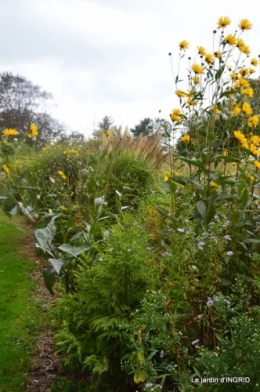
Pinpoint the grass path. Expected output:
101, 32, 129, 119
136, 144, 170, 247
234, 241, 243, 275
0, 211, 45, 392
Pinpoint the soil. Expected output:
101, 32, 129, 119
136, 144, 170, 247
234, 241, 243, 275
21, 228, 64, 392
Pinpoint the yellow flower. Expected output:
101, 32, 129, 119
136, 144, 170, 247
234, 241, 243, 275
197, 46, 206, 56
225, 34, 237, 46
170, 108, 182, 122
192, 76, 200, 84
181, 134, 191, 143
60, 205, 67, 211
214, 50, 222, 59
175, 89, 186, 98
238, 19, 252, 31
210, 181, 219, 189
251, 58, 258, 67
242, 102, 253, 116
30, 123, 38, 137
211, 106, 221, 114
217, 16, 231, 29
238, 77, 250, 87
239, 68, 250, 77
234, 130, 249, 149
105, 130, 112, 137
250, 135, 260, 146
248, 115, 259, 128
223, 150, 229, 156
240, 44, 250, 55
249, 68, 256, 74
231, 106, 241, 116
191, 64, 204, 74
236, 38, 245, 51
205, 53, 214, 65
2, 128, 18, 137
241, 87, 254, 97
27, 133, 32, 138
2, 164, 9, 174
230, 73, 238, 81
247, 174, 255, 181
57, 170, 67, 180
254, 161, 260, 169
250, 143, 259, 155
179, 40, 189, 51
186, 98, 196, 106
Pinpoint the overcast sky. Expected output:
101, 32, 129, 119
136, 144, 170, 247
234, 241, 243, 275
1, 0, 259, 138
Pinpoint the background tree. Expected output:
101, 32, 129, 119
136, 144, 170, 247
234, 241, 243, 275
0, 72, 67, 145
92, 115, 122, 138
130, 117, 162, 138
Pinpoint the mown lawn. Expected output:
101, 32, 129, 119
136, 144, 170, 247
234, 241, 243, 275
0, 211, 44, 392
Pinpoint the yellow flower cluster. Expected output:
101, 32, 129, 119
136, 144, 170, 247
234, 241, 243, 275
210, 181, 219, 189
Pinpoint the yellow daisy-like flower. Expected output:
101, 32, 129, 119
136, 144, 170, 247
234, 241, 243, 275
211, 106, 221, 114
179, 40, 189, 51
30, 123, 38, 137
250, 135, 260, 146
191, 63, 204, 74
230, 73, 238, 81
231, 106, 241, 116
210, 181, 219, 189
175, 89, 186, 98
2, 128, 19, 137
181, 134, 191, 143
192, 76, 200, 84
225, 34, 237, 46
254, 161, 260, 169
239, 77, 250, 87
105, 130, 112, 137
250, 144, 259, 155
247, 174, 255, 181
240, 44, 250, 55
242, 102, 253, 116
2, 164, 9, 174
217, 16, 231, 29
197, 46, 206, 56
251, 58, 258, 67
234, 130, 249, 149
248, 115, 259, 128
170, 108, 182, 122
239, 68, 250, 77
236, 38, 245, 51
186, 98, 196, 107
223, 150, 229, 156
238, 19, 252, 31
249, 68, 256, 74
164, 175, 169, 182
241, 87, 254, 97
214, 50, 222, 59
205, 53, 214, 65
57, 170, 67, 180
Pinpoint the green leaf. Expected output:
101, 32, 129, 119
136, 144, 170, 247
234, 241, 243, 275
34, 225, 55, 256
43, 267, 56, 294
134, 369, 147, 384
58, 244, 91, 257
178, 157, 205, 170
197, 200, 206, 221
155, 205, 170, 217
48, 258, 65, 274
